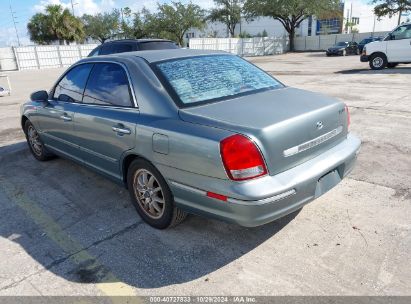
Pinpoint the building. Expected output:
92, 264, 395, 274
342, 0, 407, 34
186, 0, 407, 43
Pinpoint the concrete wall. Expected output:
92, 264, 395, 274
189, 37, 289, 56
0, 48, 17, 71
294, 31, 390, 51
0, 44, 98, 71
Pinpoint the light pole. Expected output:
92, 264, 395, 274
70, 0, 78, 16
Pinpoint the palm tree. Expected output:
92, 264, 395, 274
28, 4, 85, 45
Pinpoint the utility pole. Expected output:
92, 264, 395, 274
70, 0, 78, 16
120, 8, 125, 38
9, 1, 20, 46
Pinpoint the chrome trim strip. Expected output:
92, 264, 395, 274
170, 181, 296, 206
283, 126, 343, 157
170, 181, 207, 195
227, 189, 296, 205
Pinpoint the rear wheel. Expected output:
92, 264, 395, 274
127, 159, 187, 229
369, 53, 387, 70
24, 120, 54, 161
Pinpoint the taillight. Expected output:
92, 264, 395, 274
220, 134, 267, 181
345, 104, 350, 128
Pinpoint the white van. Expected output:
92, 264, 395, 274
361, 22, 411, 70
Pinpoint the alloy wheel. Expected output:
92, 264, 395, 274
27, 125, 43, 156
133, 169, 165, 219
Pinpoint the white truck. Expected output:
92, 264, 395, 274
361, 22, 411, 70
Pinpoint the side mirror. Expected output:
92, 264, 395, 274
389, 33, 395, 40
30, 90, 49, 102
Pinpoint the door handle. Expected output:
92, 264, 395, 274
60, 114, 72, 122
112, 125, 131, 135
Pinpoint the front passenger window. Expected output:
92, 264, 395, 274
83, 63, 133, 107
392, 25, 411, 40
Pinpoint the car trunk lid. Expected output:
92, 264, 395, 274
179, 87, 348, 176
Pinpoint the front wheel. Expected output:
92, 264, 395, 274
127, 159, 187, 229
24, 120, 54, 161
369, 54, 387, 70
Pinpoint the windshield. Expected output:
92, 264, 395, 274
360, 39, 371, 44
154, 55, 283, 106
336, 42, 348, 46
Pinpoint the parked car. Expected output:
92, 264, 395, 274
358, 36, 383, 53
361, 22, 411, 70
326, 41, 359, 56
0, 86, 10, 97
88, 39, 179, 57
21, 49, 360, 229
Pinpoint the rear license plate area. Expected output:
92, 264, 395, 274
314, 169, 342, 198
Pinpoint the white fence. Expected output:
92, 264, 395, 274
0, 32, 391, 71
189, 37, 289, 56
294, 31, 389, 51
14, 44, 98, 70
0, 44, 98, 71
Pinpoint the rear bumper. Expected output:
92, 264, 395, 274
326, 50, 343, 56
360, 55, 369, 62
162, 134, 361, 227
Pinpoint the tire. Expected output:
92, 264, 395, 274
24, 120, 54, 161
387, 63, 398, 68
127, 158, 187, 229
369, 53, 387, 70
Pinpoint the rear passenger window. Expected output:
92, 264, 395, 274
53, 64, 93, 103
100, 43, 134, 55
83, 63, 133, 107
138, 41, 179, 50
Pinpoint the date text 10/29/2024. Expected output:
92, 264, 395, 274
149, 297, 257, 303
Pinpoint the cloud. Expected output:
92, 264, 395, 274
33, 0, 116, 16
0, 27, 31, 47
124, 0, 215, 13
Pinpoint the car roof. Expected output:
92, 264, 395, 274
95, 49, 230, 63
101, 39, 174, 45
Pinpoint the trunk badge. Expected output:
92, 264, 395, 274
316, 121, 324, 130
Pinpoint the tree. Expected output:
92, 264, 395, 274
243, 0, 341, 51
208, 0, 243, 37
120, 7, 153, 39
81, 10, 120, 43
155, 2, 206, 46
372, 0, 411, 25
27, 13, 54, 44
28, 4, 85, 44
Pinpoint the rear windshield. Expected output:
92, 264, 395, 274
139, 41, 179, 50
154, 55, 283, 106
336, 42, 348, 46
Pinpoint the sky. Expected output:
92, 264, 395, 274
1, 0, 371, 47
0, 0, 215, 47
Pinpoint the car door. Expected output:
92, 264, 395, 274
74, 62, 138, 180
37, 63, 93, 160
387, 24, 411, 62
